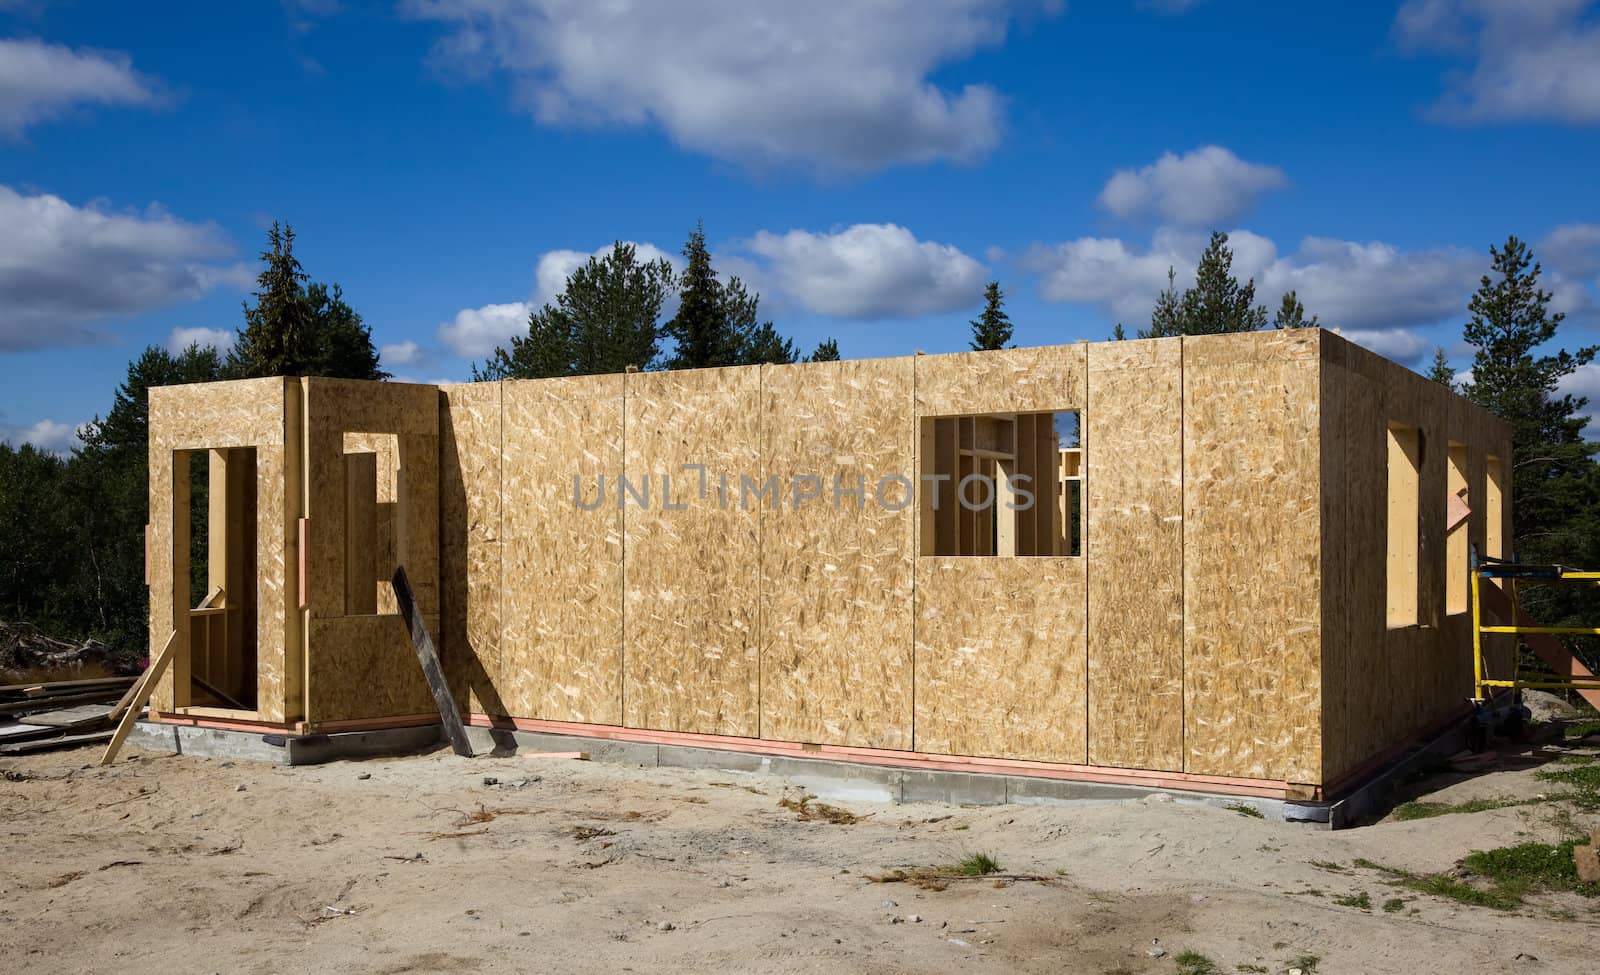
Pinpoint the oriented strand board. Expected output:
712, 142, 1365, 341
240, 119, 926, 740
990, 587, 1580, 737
1086, 338, 1184, 771
1183, 331, 1322, 782
914, 557, 1088, 762
915, 344, 1088, 417
307, 615, 435, 720
148, 378, 290, 450
304, 378, 438, 436
760, 357, 915, 749
439, 382, 504, 717
254, 443, 291, 722
500, 375, 625, 725
623, 367, 761, 737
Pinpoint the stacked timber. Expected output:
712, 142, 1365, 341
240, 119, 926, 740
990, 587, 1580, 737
0, 676, 138, 755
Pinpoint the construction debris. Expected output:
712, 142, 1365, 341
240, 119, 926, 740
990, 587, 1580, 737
0, 620, 135, 683
0, 673, 137, 755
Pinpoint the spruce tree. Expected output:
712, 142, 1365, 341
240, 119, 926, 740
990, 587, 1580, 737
741, 322, 797, 365
1426, 347, 1456, 389
968, 281, 1013, 351
664, 222, 744, 369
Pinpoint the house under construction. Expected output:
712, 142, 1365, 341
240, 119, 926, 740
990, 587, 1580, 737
142, 328, 1515, 801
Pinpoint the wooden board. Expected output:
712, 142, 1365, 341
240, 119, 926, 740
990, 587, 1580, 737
1086, 337, 1184, 771
760, 357, 915, 749
394, 565, 472, 757
1182, 331, 1322, 782
500, 375, 625, 725
913, 556, 1088, 762
439, 382, 504, 716
623, 367, 761, 737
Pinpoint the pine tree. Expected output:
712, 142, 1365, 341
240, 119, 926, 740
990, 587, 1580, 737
1141, 232, 1267, 337
1110, 323, 1127, 341
968, 281, 1012, 351
1274, 290, 1319, 329
305, 283, 388, 380
1463, 236, 1598, 543
478, 242, 674, 380
741, 322, 797, 365
808, 338, 841, 362
1426, 347, 1456, 389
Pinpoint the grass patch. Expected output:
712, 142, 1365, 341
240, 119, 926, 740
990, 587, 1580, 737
1288, 954, 1321, 974
1308, 860, 1346, 872
1551, 753, 1598, 765
1234, 965, 1267, 974
1353, 841, 1600, 910
1174, 950, 1217, 975
1332, 891, 1371, 910
1536, 763, 1600, 789
1225, 803, 1264, 819
1563, 719, 1600, 741
1391, 796, 1534, 820
1382, 897, 1407, 912
952, 851, 1002, 876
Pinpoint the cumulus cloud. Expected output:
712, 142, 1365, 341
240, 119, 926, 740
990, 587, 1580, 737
743, 223, 988, 318
0, 185, 249, 350
380, 339, 426, 367
404, 0, 1053, 171
1339, 328, 1433, 364
1024, 228, 1485, 341
1097, 146, 1287, 226
436, 301, 532, 359
0, 417, 84, 455
1557, 361, 1600, 433
1542, 223, 1600, 279
165, 326, 234, 354
1394, 0, 1600, 124
0, 38, 162, 136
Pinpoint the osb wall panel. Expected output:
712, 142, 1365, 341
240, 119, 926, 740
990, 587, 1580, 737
760, 357, 915, 749
912, 346, 1088, 763
915, 344, 1087, 417
253, 444, 290, 722
147, 379, 290, 713
439, 383, 504, 717
307, 615, 434, 720
1320, 332, 1514, 783
1086, 338, 1184, 771
1183, 330, 1322, 783
501, 375, 625, 725
914, 558, 1088, 762
302, 379, 439, 723
623, 367, 761, 737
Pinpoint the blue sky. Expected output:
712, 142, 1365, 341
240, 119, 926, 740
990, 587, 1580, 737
2, 0, 1598, 450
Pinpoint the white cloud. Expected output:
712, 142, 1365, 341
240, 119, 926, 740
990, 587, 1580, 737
379, 339, 425, 366
1394, 0, 1600, 124
0, 38, 161, 136
405, 0, 1053, 172
165, 326, 234, 354
743, 223, 988, 318
1097, 146, 1287, 226
1542, 223, 1600, 279
436, 301, 531, 359
0, 417, 84, 455
1024, 228, 1485, 337
1557, 361, 1600, 433
0, 185, 249, 350
1339, 328, 1433, 364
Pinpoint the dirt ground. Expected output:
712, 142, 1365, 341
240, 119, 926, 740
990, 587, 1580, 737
2, 734, 1597, 975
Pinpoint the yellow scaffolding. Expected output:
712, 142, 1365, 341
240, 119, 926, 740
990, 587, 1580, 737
1470, 549, 1600, 705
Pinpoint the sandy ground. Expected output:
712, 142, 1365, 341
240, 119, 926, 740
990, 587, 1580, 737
2, 737, 1597, 975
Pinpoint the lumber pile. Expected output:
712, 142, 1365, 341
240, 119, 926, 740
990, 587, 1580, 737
0, 675, 137, 755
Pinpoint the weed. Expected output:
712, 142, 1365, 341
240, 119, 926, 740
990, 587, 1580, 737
1288, 954, 1321, 974
1308, 860, 1346, 872
1382, 897, 1406, 912
1463, 840, 1600, 897
777, 795, 865, 825
1391, 796, 1534, 820
953, 851, 1002, 876
1235, 966, 1268, 974
1226, 803, 1264, 819
1551, 753, 1598, 765
1174, 950, 1217, 975
1333, 891, 1371, 910
1536, 764, 1600, 789
1563, 719, 1600, 741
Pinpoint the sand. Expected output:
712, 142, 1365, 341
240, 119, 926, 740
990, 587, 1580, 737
1, 739, 1596, 974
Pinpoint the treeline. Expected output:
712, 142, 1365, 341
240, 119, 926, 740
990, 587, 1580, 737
474, 223, 838, 379
0, 223, 385, 666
